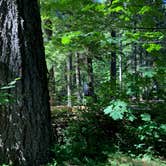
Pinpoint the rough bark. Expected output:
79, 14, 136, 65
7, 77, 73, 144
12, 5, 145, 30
0, 0, 52, 165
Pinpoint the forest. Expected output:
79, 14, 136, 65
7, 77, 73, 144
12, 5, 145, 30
0, 0, 166, 166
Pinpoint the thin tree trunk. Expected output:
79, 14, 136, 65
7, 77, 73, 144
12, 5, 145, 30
110, 30, 116, 91
66, 54, 72, 107
48, 67, 56, 106
139, 46, 143, 101
0, 1, 52, 165
87, 57, 95, 97
119, 49, 122, 91
43, 19, 52, 41
133, 40, 138, 100
75, 52, 82, 104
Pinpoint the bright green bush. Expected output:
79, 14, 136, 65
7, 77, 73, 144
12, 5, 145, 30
103, 99, 166, 157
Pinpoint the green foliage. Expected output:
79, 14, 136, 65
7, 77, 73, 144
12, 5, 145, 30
140, 113, 151, 121
61, 31, 82, 45
0, 79, 19, 105
49, 106, 166, 165
139, 6, 151, 14
138, 67, 157, 78
51, 107, 118, 165
102, 98, 166, 157
46, 160, 57, 166
104, 100, 128, 120
40, 0, 166, 164
104, 100, 136, 121
143, 43, 162, 53
0, 93, 12, 105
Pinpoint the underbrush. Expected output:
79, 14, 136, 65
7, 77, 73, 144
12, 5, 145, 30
47, 152, 166, 166
49, 102, 166, 166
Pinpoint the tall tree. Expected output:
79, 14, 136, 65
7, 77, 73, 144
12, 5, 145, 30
87, 56, 95, 98
75, 52, 82, 104
0, 0, 52, 165
66, 53, 72, 106
110, 30, 116, 91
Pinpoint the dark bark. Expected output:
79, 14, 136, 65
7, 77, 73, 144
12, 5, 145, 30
110, 30, 116, 90
0, 0, 52, 165
87, 57, 95, 98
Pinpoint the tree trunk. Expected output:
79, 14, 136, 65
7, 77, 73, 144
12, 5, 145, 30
75, 52, 82, 104
133, 43, 138, 100
87, 57, 95, 97
66, 54, 72, 107
48, 67, 56, 106
119, 48, 122, 91
43, 19, 52, 41
110, 30, 116, 91
0, 1, 52, 165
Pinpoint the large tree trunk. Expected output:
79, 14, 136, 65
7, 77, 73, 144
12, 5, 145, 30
0, 1, 52, 165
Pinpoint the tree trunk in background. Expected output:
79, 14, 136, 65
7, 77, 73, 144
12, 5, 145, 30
87, 57, 95, 97
43, 19, 52, 41
48, 67, 56, 106
119, 48, 122, 91
75, 52, 82, 104
132, 38, 138, 100
110, 30, 116, 91
0, 1, 52, 165
43, 18, 54, 104
66, 54, 72, 107
139, 46, 143, 101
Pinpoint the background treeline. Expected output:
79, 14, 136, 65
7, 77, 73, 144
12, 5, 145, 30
40, 0, 166, 165
41, 0, 165, 106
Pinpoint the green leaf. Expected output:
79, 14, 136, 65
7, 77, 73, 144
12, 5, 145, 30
143, 43, 162, 53
61, 31, 82, 45
61, 36, 71, 45
104, 100, 128, 120
8, 80, 17, 86
160, 124, 166, 133
141, 113, 151, 122
104, 105, 113, 115
138, 67, 156, 78
0, 85, 15, 90
127, 114, 136, 122
110, 110, 124, 120
111, 6, 124, 13
139, 6, 151, 14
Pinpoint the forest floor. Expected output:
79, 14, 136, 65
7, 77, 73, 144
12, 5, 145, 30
49, 106, 166, 166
